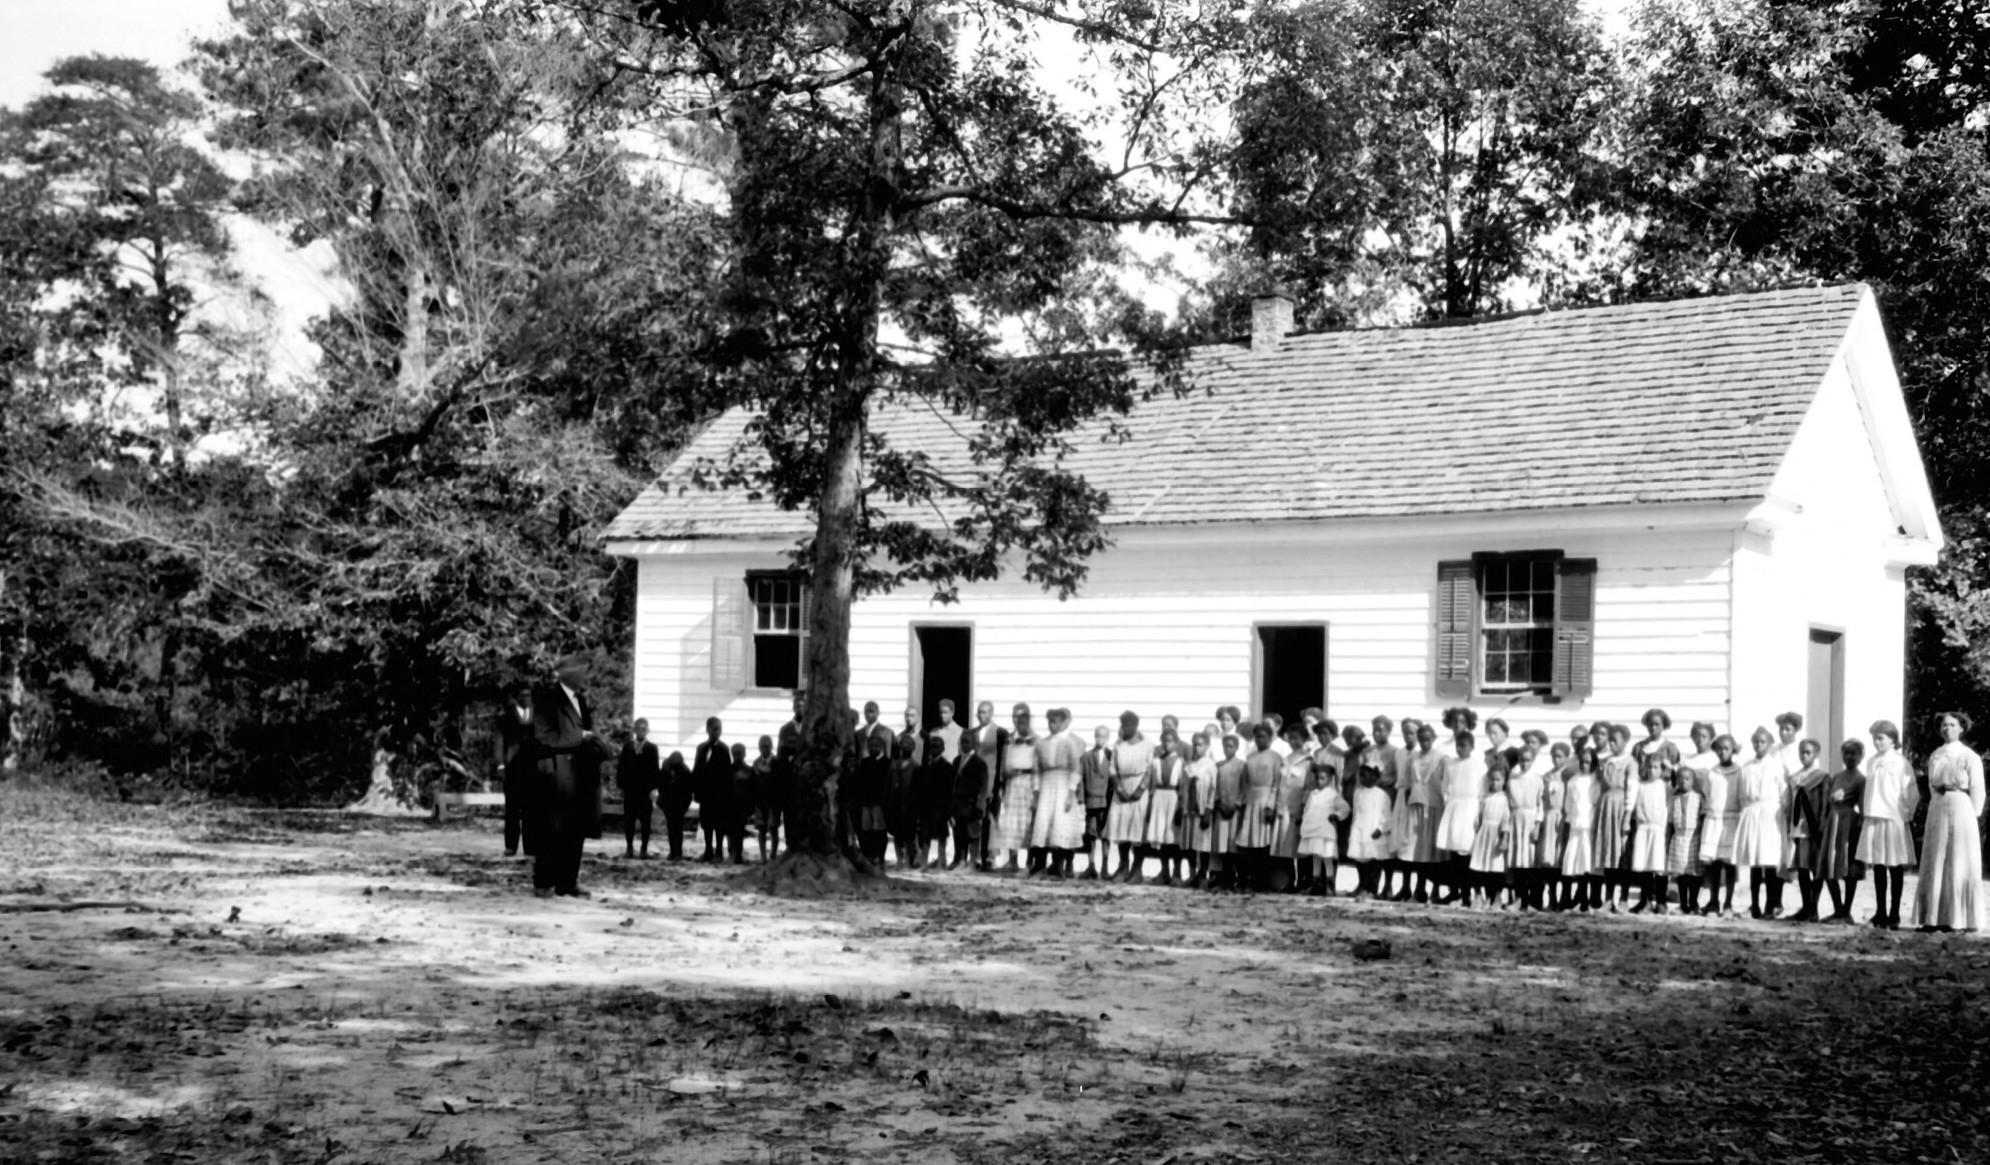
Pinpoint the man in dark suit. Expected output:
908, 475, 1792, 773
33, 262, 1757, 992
529, 655, 606, 898
617, 718, 661, 859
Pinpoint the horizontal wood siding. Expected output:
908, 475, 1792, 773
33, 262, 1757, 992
629, 522, 1738, 759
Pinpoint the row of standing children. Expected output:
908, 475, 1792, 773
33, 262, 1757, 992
657, 698, 1982, 934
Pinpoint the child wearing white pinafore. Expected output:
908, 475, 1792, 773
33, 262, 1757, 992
1296, 760, 1350, 897
1346, 765, 1395, 897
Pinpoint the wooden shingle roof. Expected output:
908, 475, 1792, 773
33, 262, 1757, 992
604, 283, 1869, 541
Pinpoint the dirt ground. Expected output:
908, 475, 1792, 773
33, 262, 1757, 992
2, 787, 1986, 1165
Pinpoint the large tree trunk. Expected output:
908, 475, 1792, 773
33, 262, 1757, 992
753, 46, 903, 893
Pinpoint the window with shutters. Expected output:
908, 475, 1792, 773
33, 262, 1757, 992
1479, 555, 1557, 692
748, 572, 808, 690
1434, 554, 1596, 701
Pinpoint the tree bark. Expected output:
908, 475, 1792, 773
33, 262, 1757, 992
756, 32, 905, 891
0, 567, 20, 773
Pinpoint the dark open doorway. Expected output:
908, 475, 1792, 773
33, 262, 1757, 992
911, 625, 973, 735
1806, 627, 1845, 755
1255, 623, 1328, 730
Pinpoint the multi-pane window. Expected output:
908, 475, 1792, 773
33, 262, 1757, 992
749, 573, 807, 689
1435, 553, 1596, 701
1479, 556, 1557, 692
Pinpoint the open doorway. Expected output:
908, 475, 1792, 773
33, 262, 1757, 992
911, 625, 973, 736
1255, 623, 1328, 730
1806, 628, 1845, 753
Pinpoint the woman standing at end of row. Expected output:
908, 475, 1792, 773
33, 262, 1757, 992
1911, 711, 1985, 932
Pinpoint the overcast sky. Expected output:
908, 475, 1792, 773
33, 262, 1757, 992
0, 0, 233, 106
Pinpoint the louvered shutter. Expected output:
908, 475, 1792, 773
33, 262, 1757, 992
710, 576, 750, 692
795, 580, 813, 691
1435, 560, 1475, 698
1551, 558, 1597, 699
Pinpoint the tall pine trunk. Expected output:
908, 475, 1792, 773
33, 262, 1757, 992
757, 43, 902, 887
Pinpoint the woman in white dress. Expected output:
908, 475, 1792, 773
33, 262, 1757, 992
1028, 708, 1088, 877
1911, 712, 1985, 932
990, 704, 1039, 872
1855, 719, 1919, 929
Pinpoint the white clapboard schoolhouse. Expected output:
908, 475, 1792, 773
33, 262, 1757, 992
603, 283, 1942, 756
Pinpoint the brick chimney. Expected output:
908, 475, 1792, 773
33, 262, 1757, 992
1251, 289, 1294, 355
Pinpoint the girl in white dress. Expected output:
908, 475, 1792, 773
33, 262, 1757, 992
1467, 761, 1514, 909
1210, 735, 1246, 890
1559, 744, 1600, 910
1699, 735, 1743, 917
1628, 755, 1671, 913
1028, 708, 1089, 877
1856, 719, 1919, 929
1183, 732, 1219, 889
1911, 712, 1984, 932
1270, 725, 1315, 892
1106, 713, 1155, 883
1397, 723, 1447, 902
1434, 729, 1487, 905
1538, 742, 1571, 905
1730, 727, 1785, 918
1145, 731, 1188, 885
1346, 760, 1395, 896
1505, 739, 1548, 911
990, 706, 1039, 872
1296, 757, 1350, 897
1237, 724, 1283, 892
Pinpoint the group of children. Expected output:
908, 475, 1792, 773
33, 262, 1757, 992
641, 697, 1984, 933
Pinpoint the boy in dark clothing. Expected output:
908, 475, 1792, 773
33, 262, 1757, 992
658, 750, 693, 860
886, 734, 922, 868
918, 736, 954, 869
752, 734, 782, 863
728, 743, 755, 864
692, 717, 728, 862
854, 731, 892, 865
617, 718, 661, 858
951, 748, 988, 870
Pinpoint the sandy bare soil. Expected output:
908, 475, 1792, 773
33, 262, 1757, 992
2, 787, 1986, 1164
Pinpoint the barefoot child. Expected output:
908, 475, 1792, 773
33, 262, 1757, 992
1297, 757, 1350, 896
887, 733, 922, 868
1081, 725, 1113, 879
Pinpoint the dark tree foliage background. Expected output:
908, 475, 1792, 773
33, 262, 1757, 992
4, 0, 1990, 800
